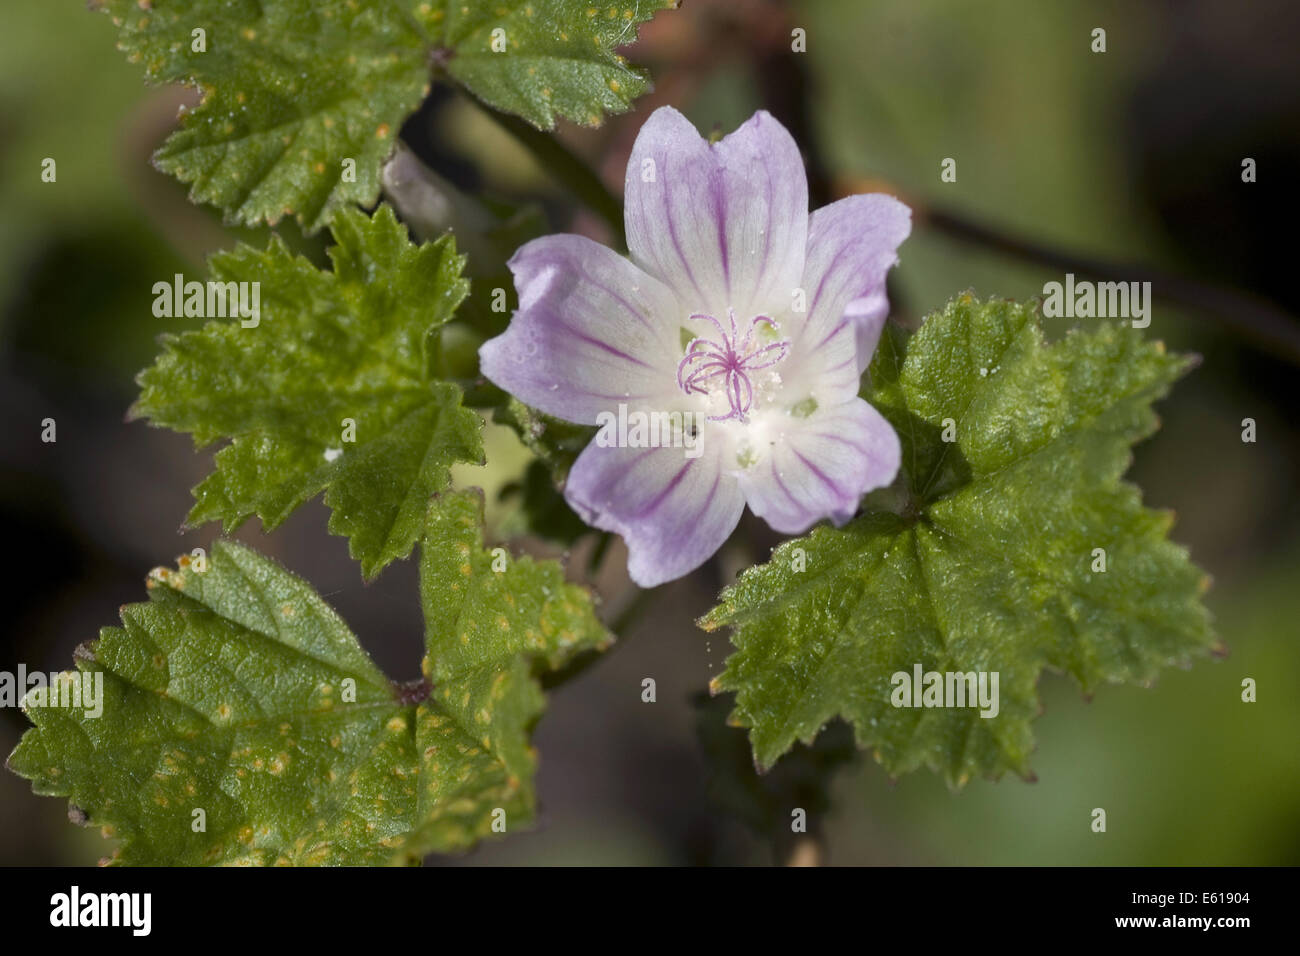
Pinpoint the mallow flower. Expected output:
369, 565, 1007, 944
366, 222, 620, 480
480, 107, 910, 587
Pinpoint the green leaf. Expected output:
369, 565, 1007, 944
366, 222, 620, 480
95, 0, 673, 229
438, 0, 677, 130
97, 0, 436, 232
7, 490, 609, 865
702, 295, 1219, 784
407, 488, 611, 851
132, 205, 484, 579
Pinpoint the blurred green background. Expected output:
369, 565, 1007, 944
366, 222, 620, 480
1, 0, 1296, 865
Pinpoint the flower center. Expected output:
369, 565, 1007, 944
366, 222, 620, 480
676, 309, 791, 423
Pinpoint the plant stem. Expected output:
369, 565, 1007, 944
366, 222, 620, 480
760, 46, 1300, 367
917, 202, 1300, 366
474, 102, 626, 248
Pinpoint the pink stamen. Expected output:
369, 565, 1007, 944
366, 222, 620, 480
675, 309, 790, 422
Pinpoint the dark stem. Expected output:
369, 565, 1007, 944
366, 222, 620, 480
472, 101, 626, 249
762, 43, 1300, 367
921, 205, 1300, 366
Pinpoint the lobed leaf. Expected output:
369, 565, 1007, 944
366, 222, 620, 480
439, 0, 678, 130
134, 205, 483, 579
7, 490, 609, 864
96, 0, 673, 229
702, 295, 1219, 784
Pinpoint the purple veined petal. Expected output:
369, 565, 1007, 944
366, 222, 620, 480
789, 194, 911, 364
565, 437, 745, 587
845, 289, 889, 375
624, 107, 808, 321
479, 234, 681, 425
738, 397, 900, 535
769, 310, 862, 411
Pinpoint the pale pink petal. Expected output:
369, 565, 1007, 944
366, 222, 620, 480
789, 194, 910, 370
479, 235, 680, 424
624, 107, 808, 321
738, 398, 900, 534
565, 438, 744, 587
